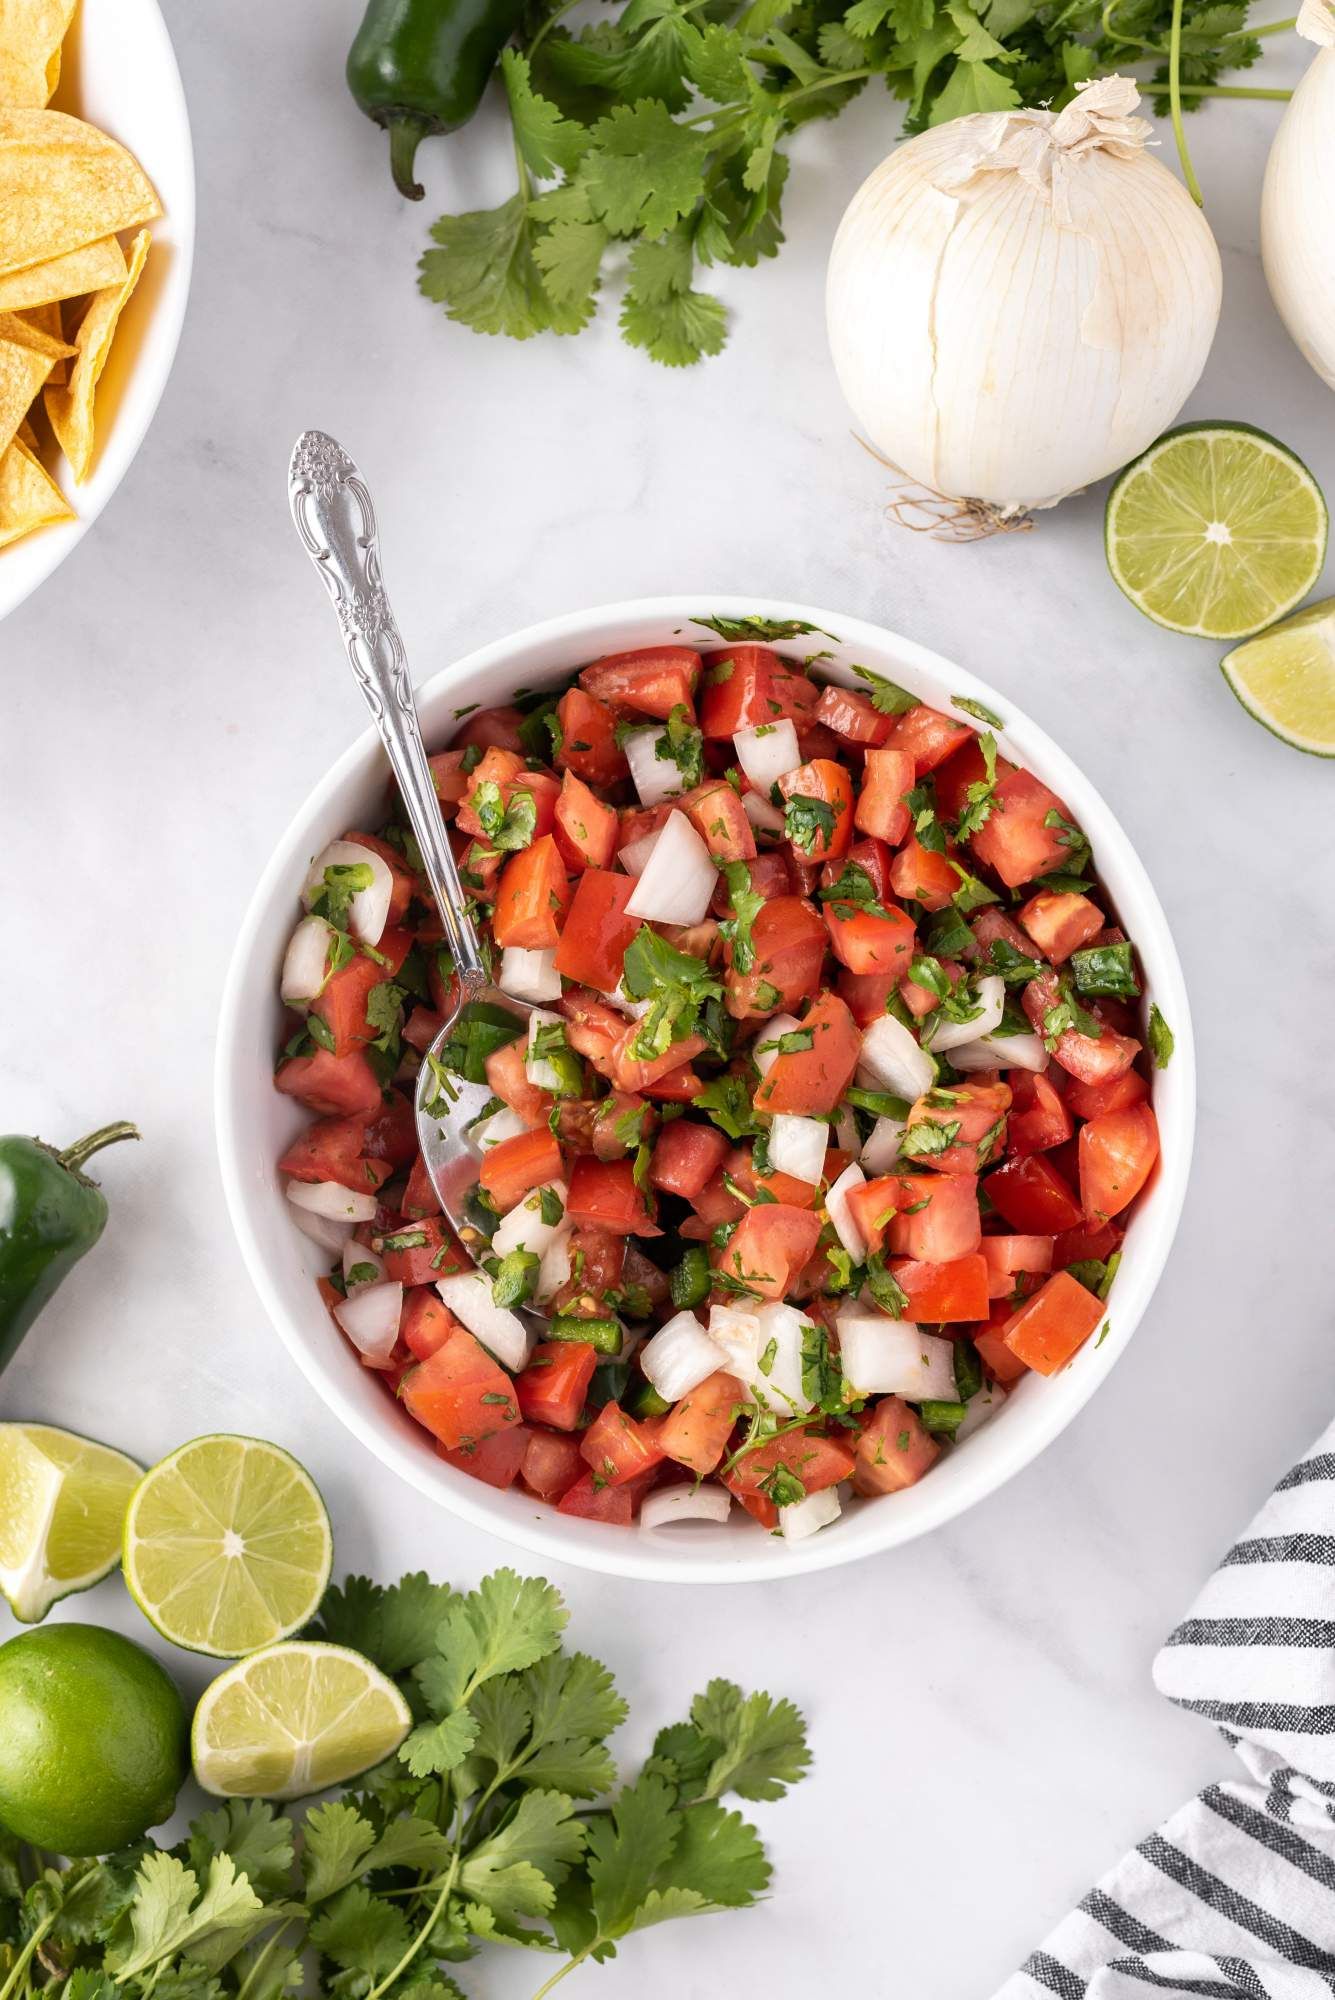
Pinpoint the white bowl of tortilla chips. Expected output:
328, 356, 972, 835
0, 0, 193, 619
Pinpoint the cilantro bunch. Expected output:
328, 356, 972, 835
0, 1569, 810, 2000
418, 0, 1265, 364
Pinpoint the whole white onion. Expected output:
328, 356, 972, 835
1262, 0, 1335, 391
825, 77, 1221, 522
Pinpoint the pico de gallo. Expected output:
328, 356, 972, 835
273, 634, 1170, 1541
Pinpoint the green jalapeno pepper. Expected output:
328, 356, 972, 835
0, 1122, 139, 1374
347, 0, 529, 200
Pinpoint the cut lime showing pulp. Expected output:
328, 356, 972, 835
192, 1640, 410, 1799
123, 1434, 332, 1657
1105, 423, 1328, 639
0, 1423, 141, 1623
1221, 597, 1335, 755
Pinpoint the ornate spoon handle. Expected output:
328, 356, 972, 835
287, 430, 485, 997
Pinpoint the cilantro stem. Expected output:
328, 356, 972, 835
530, 1943, 596, 1998
1167, 0, 1203, 205
1174, 80, 1292, 95
233, 1918, 296, 2000
527, 0, 581, 58
363, 1846, 461, 2000
0, 1916, 54, 2000
678, 63, 877, 129
719, 1409, 822, 1480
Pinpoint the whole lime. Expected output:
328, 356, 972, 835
0, 1623, 188, 1855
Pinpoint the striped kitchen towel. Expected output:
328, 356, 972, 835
998, 1419, 1335, 1998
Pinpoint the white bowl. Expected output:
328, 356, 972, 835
0, 0, 194, 623
216, 596, 1195, 1583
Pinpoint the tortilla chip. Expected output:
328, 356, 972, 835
16, 299, 64, 376
0, 0, 76, 109
0, 433, 71, 545
0, 109, 159, 275
0, 302, 71, 358
16, 408, 34, 446
0, 232, 124, 309
45, 223, 147, 480
0, 323, 51, 454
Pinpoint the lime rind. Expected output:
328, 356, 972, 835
1221, 596, 1335, 757
191, 1640, 411, 1800
0, 1423, 142, 1624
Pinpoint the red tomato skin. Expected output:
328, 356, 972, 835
886, 1174, 982, 1261
686, 782, 757, 862
401, 1288, 457, 1361
969, 769, 1072, 887
649, 1121, 731, 1200
724, 896, 826, 1019
931, 737, 1016, 823
752, 991, 861, 1116
403, 1006, 446, 1055
581, 1402, 667, 1487
484, 1036, 552, 1130
711, 852, 789, 917
837, 965, 901, 1028
980, 1234, 1054, 1298
1022, 972, 1141, 1086
363, 1091, 419, 1169
429, 749, 470, 809
438, 1424, 530, 1489
1079, 1102, 1160, 1221
985, 1155, 1084, 1234
698, 646, 818, 738
853, 748, 914, 847
823, 837, 894, 903
379, 1216, 470, 1286
556, 688, 628, 789
778, 760, 854, 862
516, 1342, 599, 1431
402, 1328, 521, 1451
609, 1029, 706, 1096
814, 683, 893, 746
450, 705, 526, 754
1051, 1220, 1122, 1270
1002, 1270, 1104, 1375
479, 1129, 564, 1213
1006, 1071, 1074, 1158
566, 1156, 656, 1233
493, 837, 573, 951
275, 1048, 382, 1118
973, 1327, 1030, 1385
659, 1370, 745, 1476
554, 770, 618, 873
825, 901, 916, 977
889, 1254, 990, 1322
718, 1204, 823, 1300
312, 955, 386, 1058
904, 1079, 1011, 1177
726, 1431, 855, 1499
1065, 1070, 1149, 1121
883, 705, 974, 774
556, 1471, 637, 1524
522, 1428, 587, 1502
553, 869, 640, 991
581, 646, 701, 720
1019, 891, 1104, 964
402, 1153, 442, 1221
889, 835, 958, 911
853, 1397, 940, 1495
278, 1114, 375, 1189
969, 907, 1034, 966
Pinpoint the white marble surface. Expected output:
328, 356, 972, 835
3, 5, 1334, 1994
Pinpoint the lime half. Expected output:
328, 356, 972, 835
123, 1435, 333, 1658
1222, 597, 1335, 756
0, 1424, 141, 1623
1106, 423, 1328, 639
192, 1640, 410, 1799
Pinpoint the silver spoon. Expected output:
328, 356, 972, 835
287, 429, 535, 1266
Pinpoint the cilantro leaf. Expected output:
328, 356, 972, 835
314, 1572, 455, 1676
420, 1570, 568, 1717
106, 1854, 263, 1982
309, 1884, 411, 1980
952, 695, 1005, 727
584, 102, 710, 239
693, 1071, 763, 1139
783, 792, 836, 855
621, 925, 722, 1059
687, 1681, 812, 1801
459, 1790, 586, 1921
586, 1773, 681, 1938
718, 859, 764, 972
502, 49, 590, 178
186, 1801, 293, 1901
656, 1800, 771, 1906
1148, 1002, 1175, 1068
692, 615, 833, 642
849, 663, 918, 715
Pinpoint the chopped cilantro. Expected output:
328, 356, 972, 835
849, 664, 918, 716
952, 697, 1005, 728
783, 793, 837, 856
621, 926, 722, 1061
718, 859, 764, 973
1148, 1003, 1176, 1069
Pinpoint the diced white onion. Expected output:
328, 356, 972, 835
288, 1205, 355, 1254
639, 1310, 730, 1402
925, 975, 1005, 1053
733, 720, 801, 793
525, 1008, 567, 1096
280, 915, 335, 1008
742, 789, 786, 835
596, 982, 651, 1019
618, 826, 663, 877
836, 1312, 956, 1400
860, 1115, 905, 1175
641, 1482, 733, 1529
302, 839, 393, 946
825, 1162, 868, 1260
335, 1280, 403, 1363
780, 1485, 842, 1542
748, 1301, 814, 1415
535, 1223, 573, 1304
706, 1303, 763, 1381
858, 1014, 935, 1100
342, 1239, 386, 1292
499, 946, 562, 1005
469, 1104, 529, 1152
436, 1271, 533, 1372
491, 1181, 567, 1260
767, 1113, 827, 1186
287, 1179, 379, 1223
956, 1382, 1007, 1441
624, 812, 716, 926
950, 1030, 1049, 1074
830, 1104, 859, 1152
624, 727, 686, 808
753, 1014, 802, 1078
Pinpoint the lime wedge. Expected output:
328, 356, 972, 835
1221, 597, 1335, 756
192, 1640, 410, 1799
0, 1423, 141, 1623
1106, 422, 1328, 639
123, 1435, 332, 1657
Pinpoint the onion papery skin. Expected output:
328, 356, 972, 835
1262, 44, 1335, 393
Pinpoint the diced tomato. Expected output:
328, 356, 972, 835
403, 1005, 446, 1054
883, 705, 974, 774
311, 955, 386, 1057
904, 1079, 1011, 1176
851, 747, 914, 845
969, 906, 1034, 967
552, 1222, 626, 1316
1065, 1069, 1149, 1121
581, 1402, 667, 1487
567, 1156, 657, 1233
837, 965, 901, 1027
931, 737, 1016, 824
439, 1423, 530, 1489
980, 1234, 1054, 1298
844, 1175, 903, 1255
1006, 1071, 1073, 1158
401, 1288, 458, 1361
484, 1035, 552, 1129
685, 782, 756, 862
711, 851, 788, 918
344, 829, 416, 924
581, 646, 701, 719
275, 1048, 382, 1118
556, 688, 628, 789
1051, 1220, 1122, 1270
556, 1470, 638, 1523
778, 760, 853, 863
1022, 972, 1140, 1085
814, 682, 893, 746
402, 1153, 442, 1220
825, 900, 916, 978
451, 705, 526, 754
1079, 1102, 1159, 1221
429, 749, 470, 809
899, 958, 961, 1021
889, 835, 959, 912
642, 1062, 703, 1102
401, 1327, 520, 1451
379, 1216, 469, 1286
719, 1205, 823, 1300
1002, 1270, 1104, 1375
493, 837, 573, 951
554, 770, 618, 873
753, 991, 861, 1115
733, 1490, 780, 1530
649, 1121, 730, 1200
560, 988, 624, 1073
480, 1128, 564, 1212
516, 1341, 599, 1430
609, 1027, 706, 1096
973, 1326, 1030, 1386
553, 869, 640, 991
698, 646, 818, 738
678, 1164, 746, 1242
969, 770, 1073, 887
984, 1154, 1084, 1233
522, 1427, 586, 1501
889, 1254, 989, 1322
456, 746, 526, 836
724, 896, 826, 1019
363, 1090, 418, 1169
853, 1397, 940, 1494
1019, 891, 1104, 964
659, 1370, 744, 1476
725, 1430, 854, 1499
278, 1113, 374, 1189
886, 1174, 982, 1261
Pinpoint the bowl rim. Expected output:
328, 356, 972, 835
216, 592, 1196, 1583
